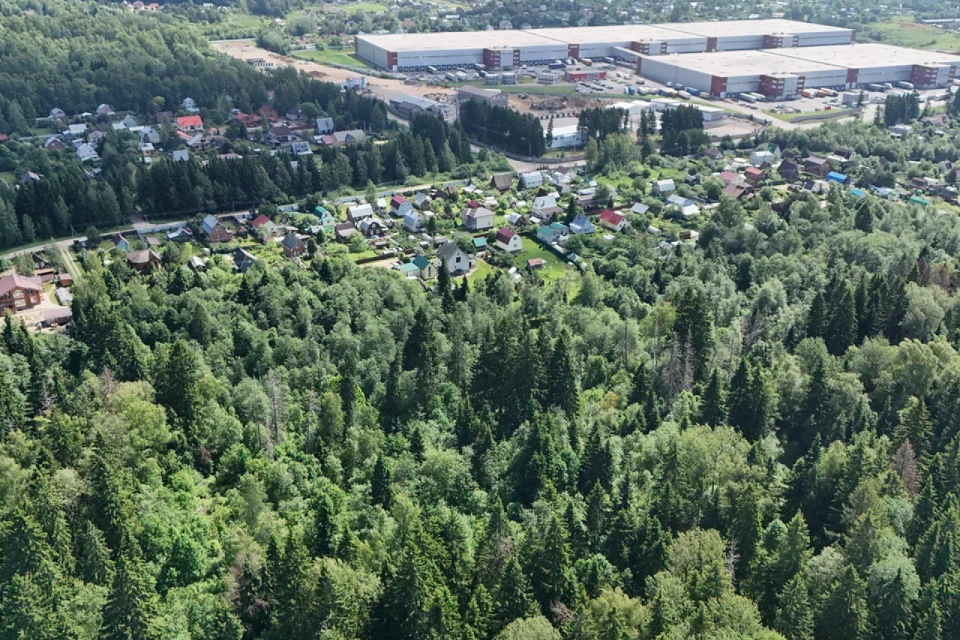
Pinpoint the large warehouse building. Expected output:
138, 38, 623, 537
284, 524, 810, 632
636, 43, 960, 98
355, 19, 855, 72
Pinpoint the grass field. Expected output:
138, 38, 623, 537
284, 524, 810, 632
314, 2, 389, 13
292, 48, 373, 68
514, 236, 569, 281
0, 172, 14, 186
863, 16, 960, 51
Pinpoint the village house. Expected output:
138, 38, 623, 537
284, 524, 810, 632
315, 207, 337, 233
569, 212, 596, 235
112, 234, 131, 252
202, 215, 233, 242
319, 130, 366, 147
538, 221, 569, 245
532, 195, 563, 222
76, 144, 99, 162
348, 203, 374, 222
177, 115, 203, 132
0, 274, 43, 312
172, 150, 190, 163
519, 171, 543, 190
437, 241, 475, 275
412, 255, 437, 280
291, 141, 312, 156
258, 105, 279, 123
182, 97, 200, 113
404, 210, 424, 232
266, 125, 297, 145
744, 166, 764, 186
281, 231, 307, 258
390, 195, 413, 217
44, 137, 67, 152
495, 227, 523, 253
234, 112, 262, 128
490, 172, 513, 192
803, 157, 831, 178
653, 179, 676, 195
49, 107, 68, 126
598, 209, 626, 232
777, 159, 800, 182
234, 248, 258, 273
250, 214, 278, 236
360, 217, 387, 238
126, 249, 162, 274
167, 227, 193, 242
335, 222, 357, 242
462, 202, 495, 231
315, 117, 335, 134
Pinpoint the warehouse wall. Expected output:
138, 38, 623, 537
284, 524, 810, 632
723, 74, 762, 94
356, 39, 390, 69
854, 64, 916, 85
396, 49, 484, 70
518, 44, 570, 63
665, 37, 708, 53
713, 35, 765, 51
637, 56, 715, 93
795, 31, 855, 47
797, 67, 851, 88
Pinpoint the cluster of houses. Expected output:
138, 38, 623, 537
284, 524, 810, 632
37, 93, 371, 171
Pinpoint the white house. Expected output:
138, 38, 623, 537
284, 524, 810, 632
569, 213, 595, 234
76, 144, 99, 162
532, 195, 563, 221
437, 241, 475, 275
462, 204, 495, 231
403, 210, 423, 232
348, 203, 374, 222
495, 227, 523, 253
519, 171, 543, 189
390, 195, 413, 217
653, 179, 675, 195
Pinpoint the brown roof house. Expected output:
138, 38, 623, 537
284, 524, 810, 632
0, 274, 42, 312
126, 249, 162, 274
803, 157, 831, 178
490, 172, 513, 192
777, 159, 800, 182
281, 231, 307, 258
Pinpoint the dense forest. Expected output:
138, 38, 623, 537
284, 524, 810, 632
6, 115, 960, 640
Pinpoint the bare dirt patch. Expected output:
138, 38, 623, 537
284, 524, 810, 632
212, 41, 455, 104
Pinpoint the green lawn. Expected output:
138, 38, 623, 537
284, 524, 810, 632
0, 172, 14, 186
292, 48, 373, 68
862, 16, 960, 50
469, 260, 494, 280
515, 237, 570, 281
348, 249, 378, 262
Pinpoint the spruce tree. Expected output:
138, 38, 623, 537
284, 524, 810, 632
371, 455, 393, 510
774, 574, 813, 640
824, 285, 857, 356
699, 368, 727, 426
546, 330, 580, 418
103, 538, 160, 640
817, 565, 871, 640
807, 291, 827, 338
876, 569, 914, 640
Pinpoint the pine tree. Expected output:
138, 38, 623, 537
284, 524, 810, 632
825, 284, 857, 356
915, 599, 942, 640
699, 368, 726, 426
102, 538, 160, 640
895, 397, 933, 465
546, 330, 580, 417
817, 565, 871, 640
774, 574, 813, 640
310, 492, 339, 557
494, 556, 537, 632
371, 455, 393, 510
437, 265, 454, 313
807, 291, 827, 338
875, 569, 914, 640
528, 513, 580, 613
382, 354, 403, 434
854, 203, 874, 232
728, 357, 769, 441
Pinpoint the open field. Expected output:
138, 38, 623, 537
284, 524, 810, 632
211, 40, 455, 104
863, 16, 960, 51
292, 48, 373, 68
0, 172, 14, 186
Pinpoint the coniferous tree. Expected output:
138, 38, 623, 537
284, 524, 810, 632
875, 569, 914, 640
699, 368, 726, 426
825, 284, 857, 356
817, 565, 871, 640
775, 574, 813, 640
807, 291, 827, 338
371, 455, 393, 510
546, 331, 580, 417
103, 538, 160, 640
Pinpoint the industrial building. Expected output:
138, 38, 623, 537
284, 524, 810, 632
456, 85, 508, 106
636, 43, 960, 98
355, 19, 854, 72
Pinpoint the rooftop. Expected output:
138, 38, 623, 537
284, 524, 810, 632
642, 48, 841, 77
771, 43, 960, 69
358, 19, 852, 53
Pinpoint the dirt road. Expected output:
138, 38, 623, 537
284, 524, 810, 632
211, 41, 455, 105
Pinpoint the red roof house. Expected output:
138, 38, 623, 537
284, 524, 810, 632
495, 227, 522, 253
744, 166, 764, 185
598, 209, 626, 232
177, 115, 203, 132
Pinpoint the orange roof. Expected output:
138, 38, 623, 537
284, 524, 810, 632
177, 115, 203, 128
